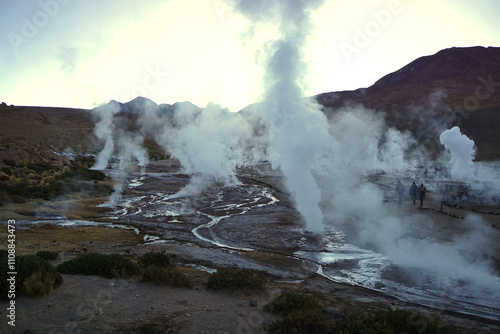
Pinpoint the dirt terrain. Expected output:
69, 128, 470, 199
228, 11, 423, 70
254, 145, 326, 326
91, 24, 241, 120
0, 103, 95, 165
1, 159, 499, 333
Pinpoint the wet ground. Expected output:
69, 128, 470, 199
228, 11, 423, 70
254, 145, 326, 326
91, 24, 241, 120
109, 160, 500, 321
3, 159, 500, 332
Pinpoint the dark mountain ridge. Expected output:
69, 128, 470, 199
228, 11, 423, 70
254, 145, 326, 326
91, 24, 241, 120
316, 46, 500, 160
317, 46, 500, 110
2, 46, 499, 162
110, 97, 200, 117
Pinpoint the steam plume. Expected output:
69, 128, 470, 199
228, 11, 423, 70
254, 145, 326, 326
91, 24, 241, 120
236, 0, 329, 233
439, 126, 476, 180
157, 102, 259, 197
91, 101, 121, 170
91, 100, 149, 206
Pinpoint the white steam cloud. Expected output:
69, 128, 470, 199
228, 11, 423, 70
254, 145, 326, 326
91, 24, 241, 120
313, 106, 499, 301
439, 126, 476, 180
91, 101, 121, 170
91, 100, 149, 206
158, 102, 260, 197
236, 0, 329, 233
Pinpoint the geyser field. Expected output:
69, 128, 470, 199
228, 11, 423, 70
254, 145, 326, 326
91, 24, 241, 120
3, 111, 499, 332
1, 1, 500, 333
87, 97, 500, 320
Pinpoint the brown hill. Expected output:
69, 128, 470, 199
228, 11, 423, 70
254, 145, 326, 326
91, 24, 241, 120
0, 103, 95, 165
316, 46, 500, 160
1, 47, 499, 163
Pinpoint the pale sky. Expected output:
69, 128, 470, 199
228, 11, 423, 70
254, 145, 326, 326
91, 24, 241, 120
1, 0, 499, 111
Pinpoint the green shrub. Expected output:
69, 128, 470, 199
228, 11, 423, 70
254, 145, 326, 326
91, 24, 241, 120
0, 255, 63, 300
0, 249, 8, 258
264, 291, 324, 316
264, 292, 329, 334
56, 253, 140, 278
0, 157, 107, 201
26, 161, 53, 174
87, 169, 106, 181
18, 255, 64, 288
335, 309, 461, 334
36, 250, 59, 261
141, 266, 193, 288
138, 251, 175, 268
67, 156, 106, 181
206, 267, 266, 290
266, 309, 330, 334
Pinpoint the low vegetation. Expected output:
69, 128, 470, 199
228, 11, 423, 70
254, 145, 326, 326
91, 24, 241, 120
264, 291, 324, 316
56, 251, 193, 288
0, 252, 63, 299
56, 253, 140, 278
35, 250, 60, 261
138, 250, 175, 268
263, 292, 462, 334
141, 266, 193, 288
139, 251, 192, 288
206, 267, 266, 290
0, 156, 107, 204
264, 291, 329, 334
335, 309, 461, 334
143, 138, 169, 161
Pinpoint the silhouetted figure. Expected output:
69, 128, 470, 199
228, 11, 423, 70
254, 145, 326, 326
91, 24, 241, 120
409, 182, 417, 206
417, 183, 427, 207
395, 180, 405, 205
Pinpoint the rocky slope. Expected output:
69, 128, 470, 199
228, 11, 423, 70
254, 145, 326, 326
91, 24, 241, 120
1, 46, 499, 162
315, 46, 500, 160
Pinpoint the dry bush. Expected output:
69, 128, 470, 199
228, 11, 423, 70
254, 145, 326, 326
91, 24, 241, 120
206, 267, 266, 290
42, 175, 56, 184
23, 271, 56, 297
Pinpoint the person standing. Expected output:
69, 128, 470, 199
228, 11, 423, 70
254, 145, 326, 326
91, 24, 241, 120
418, 183, 427, 207
409, 182, 417, 205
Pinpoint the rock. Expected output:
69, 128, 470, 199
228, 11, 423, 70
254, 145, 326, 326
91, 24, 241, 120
249, 299, 258, 307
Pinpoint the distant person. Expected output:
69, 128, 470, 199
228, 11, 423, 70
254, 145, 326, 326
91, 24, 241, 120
395, 180, 405, 205
409, 182, 417, 205
417, 183, 427, 207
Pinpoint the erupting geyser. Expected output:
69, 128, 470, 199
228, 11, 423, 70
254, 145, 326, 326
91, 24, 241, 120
91, 101, 121, 170
439, 126, 477, 180
236, 0, 329, 233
